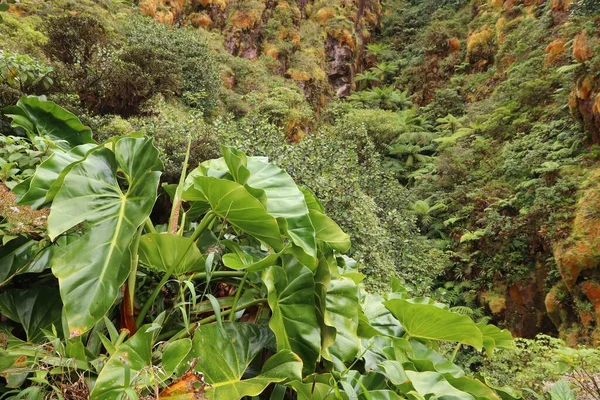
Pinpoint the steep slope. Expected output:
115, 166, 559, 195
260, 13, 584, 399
369, 0, 600, 343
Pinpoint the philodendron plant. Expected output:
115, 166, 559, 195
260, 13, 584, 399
0, 97, 522, 399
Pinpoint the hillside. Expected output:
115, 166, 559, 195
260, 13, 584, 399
1, 0, 600, 398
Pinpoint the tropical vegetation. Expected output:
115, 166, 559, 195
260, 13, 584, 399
2, 0, 600, 398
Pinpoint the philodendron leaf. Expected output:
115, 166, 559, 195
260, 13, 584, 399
302, 188, 350, 252
263, 257, 322, 375
48, 137, 162, 337
89, 325, 154, 399
0, 238, 49, 288
138, 233, 204, 275
3, 96, 94, 149
384, 299, 483, 350
244, 157, 317, 260
192, 322, 302, 400
406, 371, 475, 400
324, 277, 360, 362
182, 175, 284, 251
476, 323, 514, 358
359, 293, 404, 338
14, 143, 97, 208
221, 145, 250, 185
0, 284, 62, 343
193, 149, 319, 261
444, 376, 501, 400
161, 338, 192, 378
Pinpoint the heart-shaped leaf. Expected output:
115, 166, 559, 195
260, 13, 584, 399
192, 322, 302, 400
384, 299, 483, 350
49, 137, 162, 337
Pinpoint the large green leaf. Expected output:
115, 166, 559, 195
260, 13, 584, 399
302, 188, 350, 252
0, 284, 62, 342
324, 277, 360, 362
14, 143, 97, 208
48, 138, 162, 337
3, 96, 94, 149
244, 156, 317, 259
221, 145, 250, 184
406, 371, 475, 400
409, 341, 464, 378
192, 322, 302, 400
89, 325, 154, 399
444, 376, 501, 400
161, 338, 192, 378
476, 323, 514, 358
549, 381, 575, 400
182, 175, 284, 251
0, 238, 48, 288
138, 233, 204, 275
263, 257, 322, 374
360, 293, 404, 338
384, 299, 483, 350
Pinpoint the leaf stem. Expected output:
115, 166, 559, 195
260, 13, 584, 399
115, 329, 129, 347
168, 298, 267, 341
450, 343, 461, 363
189, 212, 216, 243
228, 272, 248, 321
144, 218, 156, 234
189, 270, 245, 281
135, 213, 216, 327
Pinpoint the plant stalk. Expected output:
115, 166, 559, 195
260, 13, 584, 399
168, 298, 267, 341
168, 136, 192, 234
189, 270, 245, 281
228, 272, 248, 321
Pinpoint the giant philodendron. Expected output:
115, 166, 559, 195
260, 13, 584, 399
0, 99, 521, 399
48, 138, 162, 336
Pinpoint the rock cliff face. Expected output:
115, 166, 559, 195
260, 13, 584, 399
139, 0, 382, 103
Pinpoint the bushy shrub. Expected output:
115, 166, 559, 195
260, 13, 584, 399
123, 15, 221, 113
96, 46, 180, 116
42, 14, 109, 68
0, 51, 54, 96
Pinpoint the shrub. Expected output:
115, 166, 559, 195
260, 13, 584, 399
123, 15, 221, 113
42, 14, 109, 68
0, 50, 54, 95
97, 45, 180, 116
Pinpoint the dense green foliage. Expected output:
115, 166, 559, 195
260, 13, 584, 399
2, 0, 600, 397
0, 98, 517, 399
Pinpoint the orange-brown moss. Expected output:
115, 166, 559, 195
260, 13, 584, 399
576, 75, 594, 99
480, 289, 507, 314
316, 7, 336, 25
449, 38, 461, 52
489, 0, 503, 8
140, 0, 159, 17
190, 12, 212, 28
593, 94, 600, 115
545, 38, 566, 64
551, 0, 574, 11
329, 28, 355, 49
581, 281, 600, 317
288, 69, 312, 81
197, 0, 228, 9
467, 26, 495, 67
230, 10, 260, 29
573, 31, 592, 63
263, 43, 280, 59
